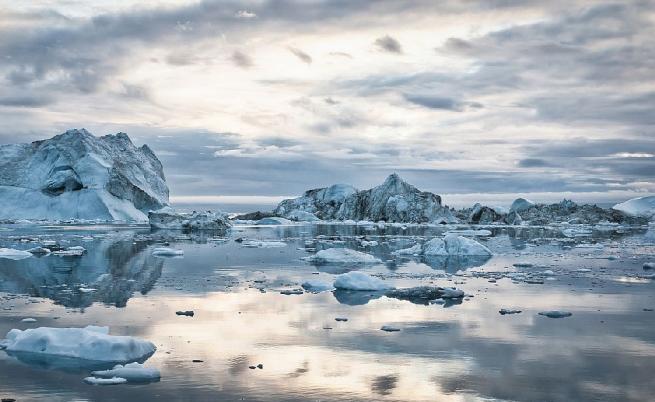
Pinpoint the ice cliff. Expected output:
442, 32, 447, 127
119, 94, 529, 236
274, 173, 456, 223
0, 129, 168, 221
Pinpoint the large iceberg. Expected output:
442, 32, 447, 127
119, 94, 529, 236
613, 196, 655, 220
275, 174, 456, 223
0, 325, 156, 363
149, 208, 230, 231
0, 129, 168, 221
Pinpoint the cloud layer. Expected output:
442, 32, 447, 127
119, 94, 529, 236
1, 0, 653, 204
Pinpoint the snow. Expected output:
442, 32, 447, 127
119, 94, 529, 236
84, 377, 127, 385
613, 196, 655, 220
304, 248, 382, 264
0, 129, 168, 221
510, 198, 535, 213
0, 325, 156, 362
423, 235, 492, 256
0, 248, 32, 260
151, 247, 184, 256
91, 362, 161, 382
333, 272, 394, 291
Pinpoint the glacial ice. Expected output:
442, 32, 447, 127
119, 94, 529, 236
151, 247, 184, 257
538, 311, 573, 318
510, 197, 536, 213
423, 235, 492, 256
0, 248, 33, 260
613, 196, 655, 220
84, 376, 127, 385
149, 208, 230, 231
304, 248, 382, 264
333, 271, 394, 291
91, 362, 161, 382
0, 325, 156, 362
0, 129, 168, 221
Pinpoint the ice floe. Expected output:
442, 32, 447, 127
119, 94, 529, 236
333, 272, 394, 291
91, 362, 161, 382
304, 248, 382, 264
0, 248, 32, 260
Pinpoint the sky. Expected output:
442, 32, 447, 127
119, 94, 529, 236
1, 0, 654, 208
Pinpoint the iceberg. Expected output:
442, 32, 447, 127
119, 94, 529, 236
613, 196, 655, 220
275, 174, 456, 223
304, 248, 382, 264
91, 362, 161, 382
333, 271, 394, 291
84, 377, 127, 385
423, 235, 492, 256
0, 325, 156, 362
0, 129, 168, 221
149, 208, 230, 231
510, 197, 536, 213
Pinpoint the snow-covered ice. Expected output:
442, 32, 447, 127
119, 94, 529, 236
333, 272, 394, 291
0, 325, 156, 362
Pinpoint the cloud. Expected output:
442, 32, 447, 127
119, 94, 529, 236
288, 46, 312, 64
231, 50, 253, 68
403, 94, 483, 111
374, 35, 402, 53
235, 10, 256, 19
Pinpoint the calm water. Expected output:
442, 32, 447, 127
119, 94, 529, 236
0, 222, 654, 401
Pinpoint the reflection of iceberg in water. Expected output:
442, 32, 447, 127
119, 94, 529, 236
421, 255, 491, 272
332, 290, 383, 306
0, 233, 162, 308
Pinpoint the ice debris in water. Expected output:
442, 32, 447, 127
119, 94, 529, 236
151, 247, 184, 256
301, 280, 334, 292
380, 325, 401, 332
91, 362, 161, 382
20, 318, 37, 323
422, 235, 492, 256
84, 377, 127, 385
0, 325, 156, 362
304, 248, 382, 264
0, 248, 32, 260
499, 309, 522, 315
241, 240, 287, 248
333, 271, 394, 291
538, 311, 572, 318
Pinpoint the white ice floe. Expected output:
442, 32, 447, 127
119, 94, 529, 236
0, 248, 32, 260
613, 196, 655, 220
84, 376, 127, 385
241, 240, 287, 248
392, 244, 422, 256
52, 246, 86, 256
20, 318, 37, 323
333, 271, 394, 291
440, 288, 465, 299
380, 325, 401, 332
0, 325, 156, 362
91, 362, 160, 382
301, 280, 334, 292
256, 217, 294, 225
151, 247, 184, 256
423, 235, 492, 256
538, 311, 572, 318
304, 248, 382, 264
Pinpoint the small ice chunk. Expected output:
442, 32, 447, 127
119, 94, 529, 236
333, 272, 394, 291
0, 248, 33, 260
538, 311, 572, 318
91, 362, 160, 382
84, 376, 127, 385
21, 318, 37, 323
423, 235, 492, 256
380, 325, 401, 332
152, 247, 184, 256
304, 248, 381, 264
499, 309, 522, 315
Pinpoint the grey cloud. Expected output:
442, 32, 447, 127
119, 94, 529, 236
403, 94, 482, 111
517, 158, 555, 168
288, 47, 312, 64
231, 50, 253, 68
0, 95, 54, 108
374, 35, 402, 54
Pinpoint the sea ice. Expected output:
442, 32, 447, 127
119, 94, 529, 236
0, 248, 32, 260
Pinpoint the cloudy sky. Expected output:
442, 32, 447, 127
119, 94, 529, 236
1, 0, 654, 207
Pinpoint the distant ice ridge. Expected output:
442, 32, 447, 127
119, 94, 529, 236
613, 196, 655, 220
0, 129, 168, 221
149, 207, 230, 232
275, 174, 456, 223
0, 325, 156, 362
333, 272, 394, 291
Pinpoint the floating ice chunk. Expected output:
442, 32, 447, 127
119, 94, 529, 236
151, 247, 184, 256
304, 248, 382, 264
440, 288, 465, 299
392, 244, 422, 256
52, 246, 86, 256
0, 325, 156, 362
333, 272, 394, 291
510, 198, 535, 213
538, 311, 572, 318
84, 376, 127, 385
27, 246, 51, 255
280, 289, 303, 295
360, 240, 378, 247
241, 240, 287, 248
301, 280, 334, 292
423, 235, 492, 256
91, 362, 161, 382
21, 318, 37, 323
380, 325, 401, 332
256, 217, 294, 225
0, 248, 32, 260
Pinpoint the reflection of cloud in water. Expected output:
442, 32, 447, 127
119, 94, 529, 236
371, 374, 398, 395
